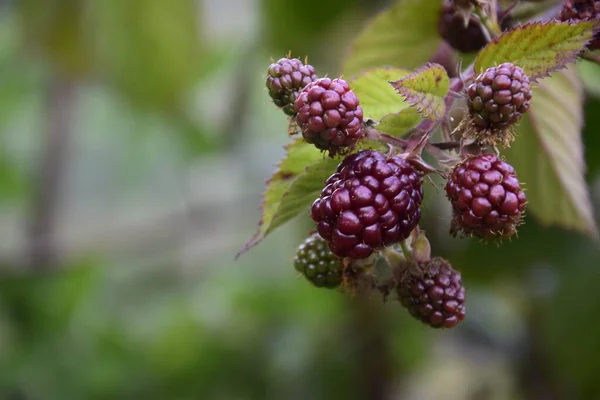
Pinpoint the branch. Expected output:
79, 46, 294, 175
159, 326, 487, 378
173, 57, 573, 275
27, 74, 77, 270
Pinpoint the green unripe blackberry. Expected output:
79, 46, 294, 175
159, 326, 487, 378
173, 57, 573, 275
294, 233, 343, 288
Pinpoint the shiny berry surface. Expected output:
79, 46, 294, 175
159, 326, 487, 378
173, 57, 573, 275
467, 63, 532, 130
445, 154, 527, 239
294, 233, 343, 288
294, 78, 363, 155
266, 57, 318, 116
311, 150, 423, 259
398, 257, 466, 329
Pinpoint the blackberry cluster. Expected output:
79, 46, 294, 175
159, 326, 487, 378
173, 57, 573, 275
311, 150, 423, 259
397, 258, 466, 329
266, 57, 318, 116
445, 154, 527, 239
467, 62, 532, 135
559, 0, 600, 50
294, 78, 364, 155
294, 233, 343, 288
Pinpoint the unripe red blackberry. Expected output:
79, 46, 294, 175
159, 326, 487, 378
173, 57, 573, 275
294, 233, 343, 288
311, 150, 423, 259
560, 0, 600, 50
465, 63, 532, 146
266, 57, 318, 116
397, 257, 466, 329
445, 154, 527, 239
294, 78, 364, 155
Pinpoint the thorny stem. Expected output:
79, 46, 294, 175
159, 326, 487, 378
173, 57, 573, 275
473, 3, 502, 38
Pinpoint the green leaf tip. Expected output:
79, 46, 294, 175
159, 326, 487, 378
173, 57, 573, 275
390, 62, 449, 121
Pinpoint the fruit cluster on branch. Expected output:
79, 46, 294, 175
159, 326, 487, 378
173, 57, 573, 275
250, 0, 600, 329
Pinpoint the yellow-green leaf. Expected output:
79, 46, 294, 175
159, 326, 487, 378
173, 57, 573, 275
376, 109, 422, 137
390, 63, 449, 121
475, 21, 597, 79
505, 68, 598, 237
343, 0, 442, 78
350, 68, 410, 121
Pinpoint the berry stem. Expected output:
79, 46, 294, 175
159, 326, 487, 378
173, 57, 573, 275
399, 240, 413, 261
473, 4, 502, 38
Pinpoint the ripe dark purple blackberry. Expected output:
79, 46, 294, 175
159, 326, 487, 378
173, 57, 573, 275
266, 57, 318, 116
466, 63, 532, 146
294, 78, 364, 155
560, 0, 600, 50
294, 233, 343, 288
438, 1, 489, 53
311, 150, 423, 259
397, 257, 466, 329
445, 154, 527, 239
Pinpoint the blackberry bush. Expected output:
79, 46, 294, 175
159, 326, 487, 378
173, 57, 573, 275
239, 0, 599, 333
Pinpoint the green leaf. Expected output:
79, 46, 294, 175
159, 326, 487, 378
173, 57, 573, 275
376, 109, 421, 137
475, 21, 597, 79
505, 68, 598, 237
390, 63, 449, 121
267, 157, 340, 236
343, 0, 442, 78
237, 140, 338, 257
350, 68, 410, 121
578, 59, 600, 98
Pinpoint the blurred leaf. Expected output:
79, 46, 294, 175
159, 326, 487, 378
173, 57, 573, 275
474, 21, 596, 79
376, 109, 421, 136
17, 0, 93, 76
577, 59, 600, 98
506, 69, 598, 237
263, 0, 360, 56
351, 68, 410, 121
583, 98, 600, 178
238, 140, 338, 257
90, 0, 203, 111
343, 0, 442, 78
390, 63, 449, 121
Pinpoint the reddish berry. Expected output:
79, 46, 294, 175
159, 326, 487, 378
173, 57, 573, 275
397, 257, 466, 329
438, 1, 489, 53
294, 233, 343, 288
266, 57, 318, 116
438, 1, 511, 53
560, 0, 600, 50
467, 63, 532, 130
294, 78, 364, 155
311, 150, 423, 259
445, 154, 527, 239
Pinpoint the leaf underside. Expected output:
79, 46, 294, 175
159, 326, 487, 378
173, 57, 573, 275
475, 20, 597, 79
505, 67, 598, 238
390, 62, 449, 121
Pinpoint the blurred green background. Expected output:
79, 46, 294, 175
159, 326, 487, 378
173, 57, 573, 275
0, 0, 600, 399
